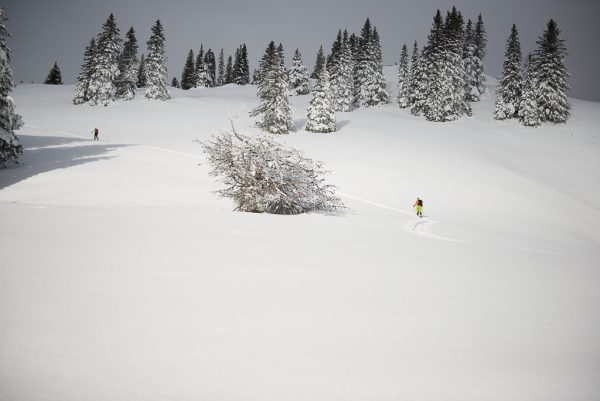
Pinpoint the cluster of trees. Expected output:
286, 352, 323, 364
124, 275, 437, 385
251, 18, 389, 135
494, 20, 570, 126
396, 8, 487, 122
73, 14, 169, 106
0, 6, 23, 166
179, 44, 249, 90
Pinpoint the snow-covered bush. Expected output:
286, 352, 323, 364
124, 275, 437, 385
200, 124, 343, 215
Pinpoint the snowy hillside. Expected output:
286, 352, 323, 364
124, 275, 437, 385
1, 67, 599, 401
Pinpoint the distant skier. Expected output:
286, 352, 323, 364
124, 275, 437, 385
414, 197, 423, 217
93, 128, 99, 141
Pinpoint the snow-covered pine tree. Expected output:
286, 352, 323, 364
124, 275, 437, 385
171, 77, 179, 87
137, 53, 147, 87
240, 44, 250, 85
204, 48, 216, 87
518, 53, 541, 127
217, 48, 224, 86
354, 18, 374, 107
334, 29, 354, 111
407, 41, 424, 111
328, 30, 350, 111
534, 19, 570, 123
250, 41, 293, 134
116, 26, 138, 100
225, 55, 233, 84
87, 13, 121, 106
472, 14, 487, 98
311, 45, 325, 79
396, 44, 410, 108
288, 48, 310, 95
494, 24, 522, 120
306, 67, 336, 133
369, 28, 389, 106
44, 62, 63, 84
251, 68, 261, 85
194, 45, 208, 87
462, 19, 478, 101
444, 7, 470, 118
144, 19, 169, 100
73, 38, 96, 104
232, 47, 240, 83
0, 6, 23, 166
180, 49, 195, 90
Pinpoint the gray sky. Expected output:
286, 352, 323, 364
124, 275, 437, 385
5, 0, 600, 101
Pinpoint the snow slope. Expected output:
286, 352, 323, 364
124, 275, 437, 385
1, 69, 599, 401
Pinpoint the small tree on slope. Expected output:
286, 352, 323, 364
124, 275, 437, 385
180, 49, 195, 90
145, 20, 169, 100
288, 48, 310, 95
518, 54, 541, 127
44, 62, 63, 84
494, 24, 522, 120
200, 124, 343, 215
0, 6, 23, 166
306, 67, 336, 133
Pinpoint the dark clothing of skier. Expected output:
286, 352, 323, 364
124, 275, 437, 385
93, 128, 99, 141
414, 198, 423, 217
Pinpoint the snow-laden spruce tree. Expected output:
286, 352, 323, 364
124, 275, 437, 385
200, 123, 343, 215
328, 29, 354, 112
444, 7, 470, 118
171, 77, 179, 87
195, 46, 208, 87
369, 28, 389, 106
462, 19, 478, 101
534, 19, 570, 123
225, 55, 233, 84
73, 38, 96, 104
145, 20, 169, 100
354, 18, 377, 107
396, 44, 410, 108
250, 41, 293, 135
494, 24, 522, 120
251, 68, 261, 85
137, 53, 147, 88
116, 26, 138, 100
204, 48, 216, 87
311, 45, 325, 79
232, 44, 250, 85
0, 6, 23, 166
44, 62, 63, 85
407, 41, 424, 111
87, 14, 121, 106
306, 67, 336, 133
288, 48, 310, 95
217, 48, 225, 86
180, 49, 195, 90
472, 14, 487, 99
518, 54, 541, 127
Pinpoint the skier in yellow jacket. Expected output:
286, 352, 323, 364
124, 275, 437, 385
414, 197, 423, 217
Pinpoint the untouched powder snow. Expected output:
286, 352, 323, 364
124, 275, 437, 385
1, 69, 599, 401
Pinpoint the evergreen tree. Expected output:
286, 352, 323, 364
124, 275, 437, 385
240, 44, 250, 85
251, 68, 261, 85
462, 19, 478, 101
0, 6, 23, 166
116, 26, 138, 100
44, 62, 63, 84
288, 48, 310, 95
73, 38, 96, 104
369, 28, 389, 106
204, 48, 216, 87
518, 53, 541, 127
217, 48, 225, 86
472, 14, 487, 98
396, 44, 410, 108
137, 53, 147, 88
336, 29, 354, 111
306, 67, 336, 133
87, 13, 121, 106
534, 19, 570, 123
195, 45, 208, 87
494, 24, 522, 120
311, 45, 325, 79
171, 77, 179, 87
250, 41, 293, 134
180, 49, 196, 90
354, 19, 388, 107
443, 7, 470, 118
145, 19, 169, 100
225, 55, 233, 84
407, 41, 423, 109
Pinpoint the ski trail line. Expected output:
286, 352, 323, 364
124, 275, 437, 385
338, 191, 463, 243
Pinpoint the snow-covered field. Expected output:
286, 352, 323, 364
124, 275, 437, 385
1, 69, 599, 401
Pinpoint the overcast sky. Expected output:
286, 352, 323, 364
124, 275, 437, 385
5, 0, 600, 101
